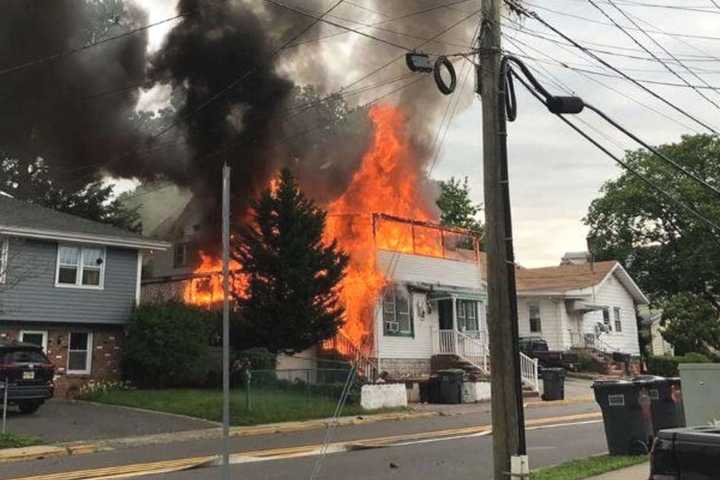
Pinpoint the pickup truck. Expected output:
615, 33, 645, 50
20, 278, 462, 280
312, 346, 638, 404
518, 336, 577, 369
650, 426, 720, 480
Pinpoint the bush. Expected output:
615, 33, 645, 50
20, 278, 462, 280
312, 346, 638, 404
574, 351, 606, 373
123, 302, 214, 388
647, 352, 711, 377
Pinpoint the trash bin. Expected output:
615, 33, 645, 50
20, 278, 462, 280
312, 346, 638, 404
632, 375, 686, 434
437, 369, 464, 404
541, 367, 565, 401
592, 379, 654, 455
425, 376, 442, 403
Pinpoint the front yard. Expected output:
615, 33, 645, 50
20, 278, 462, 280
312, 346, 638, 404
82, 388, 386, 426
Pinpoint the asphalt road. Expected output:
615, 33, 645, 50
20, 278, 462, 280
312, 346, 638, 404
4, 402, 607, 480
141, 421, 611, 480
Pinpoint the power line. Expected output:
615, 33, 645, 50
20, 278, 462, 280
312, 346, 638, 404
505, 0, 720, 134
589, 0, 720, 112
0, 12, 190, 78
510, 70, 720, 234
565, 0, 720, 14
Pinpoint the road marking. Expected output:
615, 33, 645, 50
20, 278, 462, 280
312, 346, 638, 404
7, 412, 603, 480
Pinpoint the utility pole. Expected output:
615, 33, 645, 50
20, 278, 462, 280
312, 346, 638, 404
479, 1, 528, 478
221, 163, 231, 479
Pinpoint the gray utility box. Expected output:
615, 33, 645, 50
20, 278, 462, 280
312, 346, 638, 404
679, 363, 720, 427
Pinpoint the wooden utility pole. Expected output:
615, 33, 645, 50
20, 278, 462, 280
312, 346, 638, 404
479, 1, 528, 478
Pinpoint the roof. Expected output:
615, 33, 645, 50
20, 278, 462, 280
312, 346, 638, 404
516, 261, 618, 292
0, 196, 169, 250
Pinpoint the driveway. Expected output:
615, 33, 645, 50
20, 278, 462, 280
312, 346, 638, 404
3, 400, 217, 444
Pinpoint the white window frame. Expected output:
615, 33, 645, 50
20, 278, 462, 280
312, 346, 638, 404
54, 244, 106, 290
20, 330, 48, 352
529, 303, 542, 333
382, 286, 413, 337
67, 331, 93, 375
613, 306, 623, 333
0, 236, 8, 284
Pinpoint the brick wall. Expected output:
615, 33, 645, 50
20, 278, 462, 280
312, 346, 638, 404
379, 358, 431, 380
0, 323, 124, 398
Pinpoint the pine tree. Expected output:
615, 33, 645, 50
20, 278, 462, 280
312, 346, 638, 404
234, 168, 348, 354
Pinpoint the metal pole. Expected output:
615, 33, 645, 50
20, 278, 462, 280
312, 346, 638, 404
2, 376, 8, 434
221, 163, 231, 479
479, 1, 528, 478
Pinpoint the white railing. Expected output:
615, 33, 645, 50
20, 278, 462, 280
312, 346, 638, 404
432, 329, 490, 375
321, 331, 379, 381
569, 331, 619, 354
519, 351, 540, 392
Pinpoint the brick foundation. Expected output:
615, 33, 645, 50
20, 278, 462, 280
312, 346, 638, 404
379, 358, 431, 379
0, 323, 124, 398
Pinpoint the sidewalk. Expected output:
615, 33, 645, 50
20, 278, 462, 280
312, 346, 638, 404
586, 463, 649, 479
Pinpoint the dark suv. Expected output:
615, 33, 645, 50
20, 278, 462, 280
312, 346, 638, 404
0, 341, 55, 413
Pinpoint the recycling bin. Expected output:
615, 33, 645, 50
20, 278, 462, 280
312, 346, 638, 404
632, 375, 686, 434
541, 367, 565, 401
592, 379, 654, 455
437, 369, 464, 404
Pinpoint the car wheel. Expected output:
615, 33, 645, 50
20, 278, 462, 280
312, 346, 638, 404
18, 401, 41, 414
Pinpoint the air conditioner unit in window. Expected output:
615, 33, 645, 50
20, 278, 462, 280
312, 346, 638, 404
386, 321, 400, 333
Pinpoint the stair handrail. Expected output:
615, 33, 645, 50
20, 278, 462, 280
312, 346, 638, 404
455, 329, 490, 375
519, 350, 540, 392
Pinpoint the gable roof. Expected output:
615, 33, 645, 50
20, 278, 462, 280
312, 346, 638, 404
0, 196, 169, 250
516, 260, 618, 292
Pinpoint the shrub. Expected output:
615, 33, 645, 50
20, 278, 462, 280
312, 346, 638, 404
123, 302, 213, 388
574, 351, 606, 373
647, 353, 711, 377
77, 380, 134, 400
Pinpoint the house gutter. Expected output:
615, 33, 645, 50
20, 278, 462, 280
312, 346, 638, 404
0, 225, 170, 250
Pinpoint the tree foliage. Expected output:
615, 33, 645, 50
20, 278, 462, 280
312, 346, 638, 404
436, 176, 484, 237
585, 134, 720, 354
234, 168, 349, 354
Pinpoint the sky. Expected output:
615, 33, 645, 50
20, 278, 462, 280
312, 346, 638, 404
132, 0, 720, 267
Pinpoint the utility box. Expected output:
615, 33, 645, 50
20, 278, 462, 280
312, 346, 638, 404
679, 364, 720, 427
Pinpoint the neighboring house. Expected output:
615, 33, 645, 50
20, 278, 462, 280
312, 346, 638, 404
0, 196, 168, 395
641, 310, 674, 357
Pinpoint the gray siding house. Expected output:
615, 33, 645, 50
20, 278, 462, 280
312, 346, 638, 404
0, 196, 168, 396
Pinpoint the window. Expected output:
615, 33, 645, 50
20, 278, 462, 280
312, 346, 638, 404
457, 300, 479, 331
56, 245, 105, 288
383, 286, 413, 336
0, 237, 7, 284
529, 303, 542, 333
173, 242, 195, 268
20, 330, 48, 352
614, 307, 622, 332
67, 332, 93, 375
602, 308, 612, 331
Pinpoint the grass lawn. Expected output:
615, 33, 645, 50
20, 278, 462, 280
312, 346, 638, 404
83, 388, 395, 426
531, 455, 648, 480
0, 433, 43, 450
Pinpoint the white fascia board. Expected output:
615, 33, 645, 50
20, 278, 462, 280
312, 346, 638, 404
0, 225, 170, 251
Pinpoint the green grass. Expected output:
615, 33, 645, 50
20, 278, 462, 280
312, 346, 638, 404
0, 433, 43, 450
531, 455, 648, 480
83, 388, 397, 426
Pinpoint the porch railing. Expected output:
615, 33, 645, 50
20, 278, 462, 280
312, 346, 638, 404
432, 329, 489, 375
320, 331, 379, 382
519, 351, 540, 392
569, 331, 619, 354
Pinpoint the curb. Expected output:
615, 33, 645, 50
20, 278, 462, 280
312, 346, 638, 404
525, 395, 596, 408
0, 410, 438, 465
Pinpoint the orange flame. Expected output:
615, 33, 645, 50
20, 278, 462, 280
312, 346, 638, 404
182, 251, 247, 307
325, 104, 438, 349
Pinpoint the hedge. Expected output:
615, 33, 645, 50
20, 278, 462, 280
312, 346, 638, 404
647, 353, 711, 377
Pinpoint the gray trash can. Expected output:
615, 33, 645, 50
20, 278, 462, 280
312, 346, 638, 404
541, 367, 565, 401
592, 379, 654, 455
632, 375, 686, 434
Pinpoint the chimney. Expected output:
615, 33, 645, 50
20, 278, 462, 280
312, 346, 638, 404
560, 251, 590, 265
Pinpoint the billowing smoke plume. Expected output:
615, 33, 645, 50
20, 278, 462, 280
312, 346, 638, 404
1, 0, 479, 232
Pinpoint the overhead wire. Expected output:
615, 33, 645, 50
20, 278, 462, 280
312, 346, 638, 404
504, 0, 720, 134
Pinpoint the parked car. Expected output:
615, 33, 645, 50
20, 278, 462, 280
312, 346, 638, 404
0, 341, 55, 413
650, 426, 720, 479
519, 336, 577, 369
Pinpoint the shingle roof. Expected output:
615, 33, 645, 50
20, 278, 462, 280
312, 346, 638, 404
0, 196, 153, 243
515, 261, 618, 292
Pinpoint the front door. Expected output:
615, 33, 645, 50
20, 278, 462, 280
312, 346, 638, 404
438, 299, 453, 330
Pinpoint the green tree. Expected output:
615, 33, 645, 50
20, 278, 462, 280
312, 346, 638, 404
436, 176, 484, 236
234, 168, 349, 354
585, 134, 720, 354
0, 158, 141, 232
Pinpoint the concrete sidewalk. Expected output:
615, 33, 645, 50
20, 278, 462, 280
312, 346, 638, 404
586, 463, 649, 479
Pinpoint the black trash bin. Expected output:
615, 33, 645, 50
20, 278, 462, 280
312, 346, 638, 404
437, 369, 464, 404
592, 379, 654, 455
632, 375, 686, 434
541, 368, 565, 401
